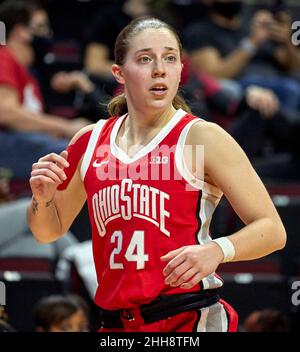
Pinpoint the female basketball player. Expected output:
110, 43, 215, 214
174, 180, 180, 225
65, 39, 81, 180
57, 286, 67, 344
27, 17, 286, 332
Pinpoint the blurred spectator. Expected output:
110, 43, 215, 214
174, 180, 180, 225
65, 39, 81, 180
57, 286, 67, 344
183, 0, 300, 111
0, 0, 91, 181
45, 0, 153, 122
51, 71, 95, 97
182, 69, 298, 161
28, 0, 55, 105
33, 294, 90, 332
0, 306, 16, 332
181, 1, 300, 180
243, 308, 290, 332
84, 0, 151, 97
29, 1, 53, 65
50, 70, 110, 122
182, 70, 281, 123
28, 2, 108, 121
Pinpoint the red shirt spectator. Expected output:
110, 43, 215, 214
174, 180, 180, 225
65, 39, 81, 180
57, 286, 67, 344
0, 46, 44, 112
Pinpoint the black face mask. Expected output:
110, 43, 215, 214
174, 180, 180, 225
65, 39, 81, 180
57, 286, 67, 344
31, 35, 53, 62
211, 1, 243, 19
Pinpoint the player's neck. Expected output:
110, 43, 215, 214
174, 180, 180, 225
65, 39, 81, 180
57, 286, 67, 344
123, 106, 176, 144
115, 106, 176, 157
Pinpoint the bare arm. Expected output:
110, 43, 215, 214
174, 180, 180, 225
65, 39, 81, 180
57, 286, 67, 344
0, 86, 90, 138
161, 122, 286, 289
27, 125, 95, 243
190, 47, 254, 79
84, 42, 114, 76
198, 122, 286, 260
190, 11, 274, 79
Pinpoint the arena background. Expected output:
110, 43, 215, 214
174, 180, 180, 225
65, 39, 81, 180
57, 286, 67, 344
0, 0, 300, 332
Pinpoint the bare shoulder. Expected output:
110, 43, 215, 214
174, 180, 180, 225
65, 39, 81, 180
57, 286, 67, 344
186, 120, 232, 147
69, 124, 96, 145
186, 120, 250, 169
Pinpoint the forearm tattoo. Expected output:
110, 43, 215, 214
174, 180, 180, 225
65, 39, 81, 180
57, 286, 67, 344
32, 197, 38, 215
45, 199, 53, 208
32, 197, 54, 215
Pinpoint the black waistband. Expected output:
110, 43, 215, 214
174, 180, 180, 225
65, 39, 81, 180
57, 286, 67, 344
99, 289, 220, 329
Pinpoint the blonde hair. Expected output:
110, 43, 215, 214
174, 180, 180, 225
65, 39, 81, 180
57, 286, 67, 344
107, 17, 191, 116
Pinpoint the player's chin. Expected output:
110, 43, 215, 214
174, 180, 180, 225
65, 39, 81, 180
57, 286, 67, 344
147, 97, 172, 110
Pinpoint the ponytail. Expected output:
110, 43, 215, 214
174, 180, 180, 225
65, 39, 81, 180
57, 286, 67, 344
173, 94, 192, 114
107, 93, 127, 117
107, 93, 192, 117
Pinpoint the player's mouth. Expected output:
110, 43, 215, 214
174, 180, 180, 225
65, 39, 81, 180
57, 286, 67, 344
149, 84, 168, 96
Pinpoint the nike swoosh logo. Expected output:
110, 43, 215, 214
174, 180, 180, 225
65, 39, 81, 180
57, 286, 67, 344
93, 159, 109, 168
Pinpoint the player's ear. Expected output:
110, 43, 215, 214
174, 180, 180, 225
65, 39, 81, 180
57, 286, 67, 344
112, 64, 125, 85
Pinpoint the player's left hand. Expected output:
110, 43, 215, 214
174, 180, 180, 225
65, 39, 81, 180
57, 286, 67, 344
160, 243, 224, 289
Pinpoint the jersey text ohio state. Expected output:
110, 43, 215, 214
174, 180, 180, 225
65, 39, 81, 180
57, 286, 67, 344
92, 179, 170, 237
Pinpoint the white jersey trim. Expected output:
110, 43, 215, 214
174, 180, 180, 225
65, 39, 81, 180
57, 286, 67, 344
196, 306, 209, 332
175, 119, 223, 198
196, 303, 229, 332
110, 108, 187, 164
80, 119, 107, 181
197, 193, 223, 290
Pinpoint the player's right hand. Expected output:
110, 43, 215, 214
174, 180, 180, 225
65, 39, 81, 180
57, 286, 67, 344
29, 151, 69, 203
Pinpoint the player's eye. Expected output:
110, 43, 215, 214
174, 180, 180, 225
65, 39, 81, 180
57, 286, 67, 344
138, 56, 152, 63
165, 55, 177, 62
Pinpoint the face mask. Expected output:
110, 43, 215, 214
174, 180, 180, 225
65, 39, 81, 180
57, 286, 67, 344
31, 35, 53, 62
211, 1, 243, 19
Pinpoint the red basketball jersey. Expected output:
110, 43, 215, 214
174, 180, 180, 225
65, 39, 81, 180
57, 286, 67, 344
78, 109, 224, 310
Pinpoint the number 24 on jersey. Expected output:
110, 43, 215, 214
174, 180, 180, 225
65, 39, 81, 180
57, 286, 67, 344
109, 230, 149, 270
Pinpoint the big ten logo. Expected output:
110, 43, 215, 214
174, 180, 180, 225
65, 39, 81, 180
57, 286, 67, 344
291, 281, 300, 306
0, 21, 6, 45
0, 281, 5, 305
291, 21, 300, 46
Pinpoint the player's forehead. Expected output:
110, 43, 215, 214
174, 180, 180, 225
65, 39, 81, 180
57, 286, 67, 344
127, 28, 180, 55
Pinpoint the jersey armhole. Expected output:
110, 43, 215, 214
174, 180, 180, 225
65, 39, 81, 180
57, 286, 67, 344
175, 119, 223, 198
80, 119, 107, 181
